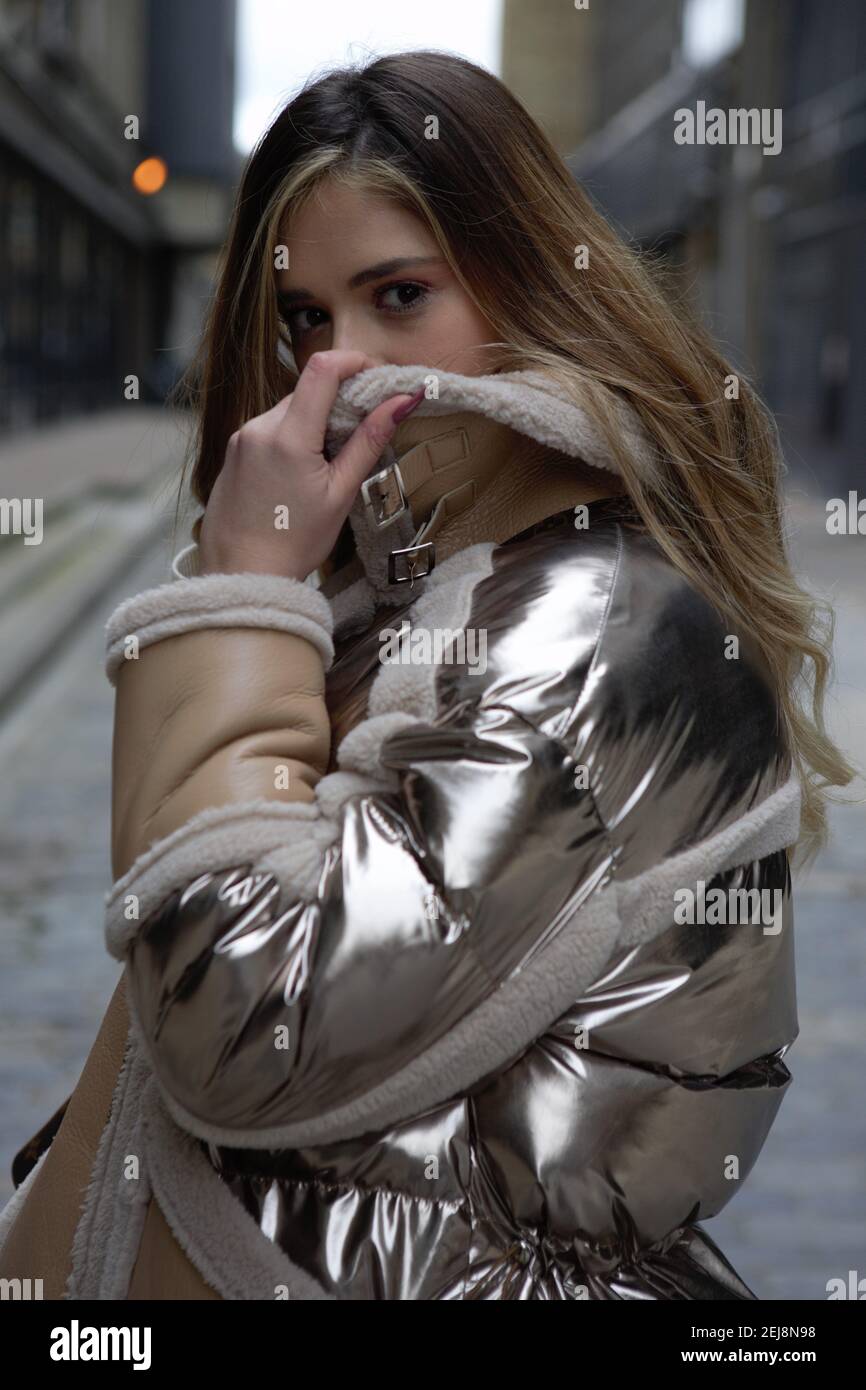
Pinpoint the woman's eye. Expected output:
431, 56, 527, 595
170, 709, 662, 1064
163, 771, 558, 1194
279, 282, 429, 334
376, 282, 430, 314
285, 306, 328, 333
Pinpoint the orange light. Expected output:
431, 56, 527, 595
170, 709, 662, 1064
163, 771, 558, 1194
132, 157, 168, 195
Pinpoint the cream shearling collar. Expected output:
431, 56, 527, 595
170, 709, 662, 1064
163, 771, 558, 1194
323, 363, 652, 605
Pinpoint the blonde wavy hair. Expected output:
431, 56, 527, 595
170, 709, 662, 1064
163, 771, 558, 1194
171, 49, 856, 865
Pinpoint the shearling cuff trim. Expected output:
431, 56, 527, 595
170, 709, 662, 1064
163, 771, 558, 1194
104, 571, 335, 683
104, 797, 328, 958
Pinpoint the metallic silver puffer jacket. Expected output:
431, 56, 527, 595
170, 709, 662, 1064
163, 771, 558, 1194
74, 366, 801, 1300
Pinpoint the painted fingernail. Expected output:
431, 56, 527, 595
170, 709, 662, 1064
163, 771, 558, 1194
391, 387, 426, 425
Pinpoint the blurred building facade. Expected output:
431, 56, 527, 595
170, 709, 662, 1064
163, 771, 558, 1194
502, 0, 866, 491
0, 0, 239, 433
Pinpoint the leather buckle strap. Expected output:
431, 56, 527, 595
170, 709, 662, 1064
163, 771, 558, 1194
387, 541, 436, 586
365, 424, 471, 529
386, 479, 478, 586
374, 418, 505, 586
361, 450, 408, 529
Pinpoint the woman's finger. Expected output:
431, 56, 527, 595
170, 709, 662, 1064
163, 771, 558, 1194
280, 350, 378, 455
329, 392, 421, 502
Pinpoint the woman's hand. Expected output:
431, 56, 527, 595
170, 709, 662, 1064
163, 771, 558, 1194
197, 350, 421, 581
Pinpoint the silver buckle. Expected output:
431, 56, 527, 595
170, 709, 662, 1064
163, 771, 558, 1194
388, 541, 436, 586
361, 457, 407, 529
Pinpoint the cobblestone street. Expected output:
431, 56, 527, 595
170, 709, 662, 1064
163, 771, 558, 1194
0, 532, 169, 1205
0, 476, 863, 1301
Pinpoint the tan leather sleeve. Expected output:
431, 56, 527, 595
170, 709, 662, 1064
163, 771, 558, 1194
0, 972, 130, 1297
111, 626, 331, 881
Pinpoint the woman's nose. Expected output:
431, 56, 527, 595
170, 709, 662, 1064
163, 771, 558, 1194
328, 318, 387, 364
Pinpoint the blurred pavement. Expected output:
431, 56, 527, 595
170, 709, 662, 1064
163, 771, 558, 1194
0, 408, 192, 1206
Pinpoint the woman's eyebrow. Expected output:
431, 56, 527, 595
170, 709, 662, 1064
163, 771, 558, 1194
347, 255, 445, 288
277, 256, 446, 306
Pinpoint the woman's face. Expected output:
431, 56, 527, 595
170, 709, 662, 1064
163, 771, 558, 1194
276, 181, 501, 376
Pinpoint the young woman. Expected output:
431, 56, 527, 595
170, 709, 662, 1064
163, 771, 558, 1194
0, 50, 852, 1301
